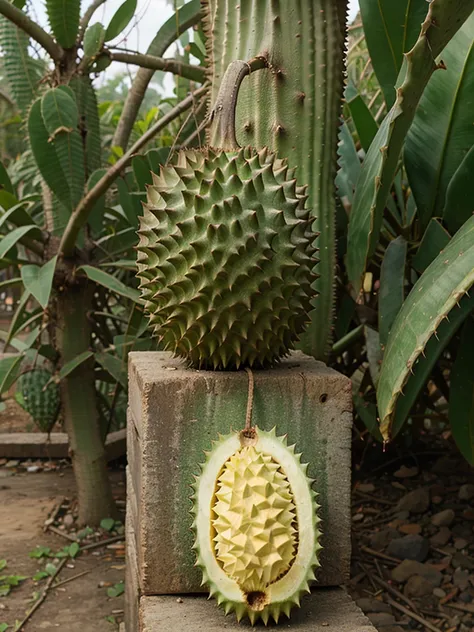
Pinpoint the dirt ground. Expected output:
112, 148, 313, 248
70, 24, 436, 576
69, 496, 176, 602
0, 467, 125, 631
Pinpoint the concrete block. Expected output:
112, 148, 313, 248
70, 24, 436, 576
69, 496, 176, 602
139, 589, 376, 631
128, 351, 352, 594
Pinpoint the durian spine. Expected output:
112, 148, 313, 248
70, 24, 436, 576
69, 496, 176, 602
202, 0, 348, 360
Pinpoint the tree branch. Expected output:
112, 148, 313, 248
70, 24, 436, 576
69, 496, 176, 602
109, 51, 206, 84
59, 84, 208, 258
112, 1, 202, 151
0, 0, 62, 61
80, 0, 107, 32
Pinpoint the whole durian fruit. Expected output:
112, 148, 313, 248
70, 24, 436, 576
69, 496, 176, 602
192, 426, 321, 625
15, 368, 60, 433
136, 146, 316, 369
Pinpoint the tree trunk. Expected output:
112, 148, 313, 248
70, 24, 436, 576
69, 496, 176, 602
56, 280, 117, 525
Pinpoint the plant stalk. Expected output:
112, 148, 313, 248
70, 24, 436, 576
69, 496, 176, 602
110, 51, 206, 83
55, 280, 117, 525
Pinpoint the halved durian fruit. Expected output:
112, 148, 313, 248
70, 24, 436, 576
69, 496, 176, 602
191, 426, 321, 625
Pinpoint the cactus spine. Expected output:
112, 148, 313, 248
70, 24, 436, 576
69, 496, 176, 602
202, 0, 348, 359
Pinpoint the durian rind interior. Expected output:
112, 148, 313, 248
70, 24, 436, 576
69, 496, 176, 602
192, 427, 321, 625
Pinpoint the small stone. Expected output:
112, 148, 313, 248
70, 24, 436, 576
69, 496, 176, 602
387, 534, 429, 562
453, 568, 470, 590
431, 509, 455, 527
352, 513, 365, 522
396, 488, 430, 514
366, 612, 396, 627
356, 598, 392, 614
399, 523, 422, 535
433, 587, 446, 598
176, 597, 183, 603
395, 511, 410, 521
63, 514, 74, 528
5, 460, 19, 468
454, 538, 468, 551
26, 465, 40, 473
452, 553, 474, 570
459, 484, 474, 501
370, 528, 400, 552
394, 466, 418, 479
358, 483, 375, 493
392, 560, 442, 585
459, 590, 473, 603
430, 526, 451, 547
405, 575, 436, 597
432, 496, 443, 505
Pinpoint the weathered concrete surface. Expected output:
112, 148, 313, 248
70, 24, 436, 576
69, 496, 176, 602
139, 589, 376, 631
127, 351, 352, 594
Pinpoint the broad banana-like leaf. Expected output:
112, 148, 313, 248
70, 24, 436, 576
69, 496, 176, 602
346, 0, 474, 296
45, 0, 81, 48
449, 318, 474, 465
443, 145, 474, 234
378, 236, 407, 347
377, 214, 474, 440
345, 85, 378, 152
405, 14, 474, 229
359, 0, 429, 107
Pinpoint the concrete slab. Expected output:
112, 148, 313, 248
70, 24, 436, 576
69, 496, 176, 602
139, 589, 376, 631
128, 351, 353, 594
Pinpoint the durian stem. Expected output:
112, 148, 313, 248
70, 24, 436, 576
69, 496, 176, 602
209, 57, 268, 150
244, 367, 255, 432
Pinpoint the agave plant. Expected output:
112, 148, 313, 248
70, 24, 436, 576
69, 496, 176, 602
0, 0, 206, 524
335, 1, 474, 462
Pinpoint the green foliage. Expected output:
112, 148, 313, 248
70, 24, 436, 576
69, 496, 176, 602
83, 22, 105, 57
0, 16, 42, 113
104, 0, 137, 42
336, 0, 474, 462
45, 0, 81, 48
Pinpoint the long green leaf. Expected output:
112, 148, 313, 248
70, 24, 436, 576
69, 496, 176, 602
346, 90, 378, 152
104, 0, 137, 42
336, 122, 361, 204
40, 88, 85, 211
0, 354, 23, 394
0, 161, 13, 194
21, 256, 57, 309
405, 14, 474, 228
95, 352, 127, 389
69, 77, 102, 175
443, 145, 474, 234
45, 0, 81, 48
79, 265, 140, 302
346, 0, 474, 296
4, 289, 30, 349
377, 215, 474, 440
0, 226, 39, 258
28, 99, 72, 213
412, 218, 451, 274
0, 16, 42, 112
58, 350, 94, 379
378, 236, 407, 347
449, 318, 474, 464
359, 0, 429, 107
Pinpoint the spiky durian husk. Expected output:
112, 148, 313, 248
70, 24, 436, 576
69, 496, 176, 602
15, 368, 60, 432
191, 427, 321, 625
136, 146, 317, 370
